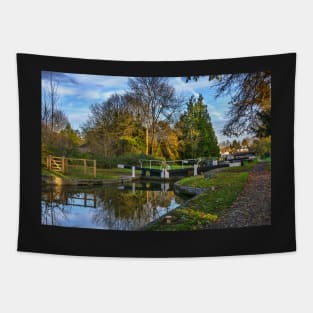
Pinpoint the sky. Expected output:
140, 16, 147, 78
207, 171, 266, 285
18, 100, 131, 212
41, 71, 233, 143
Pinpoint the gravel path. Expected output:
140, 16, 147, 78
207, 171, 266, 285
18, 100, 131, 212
211, 162, 271, 228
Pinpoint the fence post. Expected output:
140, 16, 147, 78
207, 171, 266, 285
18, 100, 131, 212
84, 193, 87, 207
47, 155, 52, 170
84, 159, 87, 175
194, 164, 198, 176
93, 192, 97, 208
132, 166, 136, 178
64, 158, 68, 174
93, 160, 96, 178
61, 156, 65, 173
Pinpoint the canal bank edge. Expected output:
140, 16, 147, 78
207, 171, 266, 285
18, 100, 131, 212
141, 191, 209, 231
142, 172, 220, 230
173, 182, 208, 196
41, 174, 138, 186
42, 173, 189, 186
173, 167, 227, 196
143, 164, 254, 231
143, 168, 231, 229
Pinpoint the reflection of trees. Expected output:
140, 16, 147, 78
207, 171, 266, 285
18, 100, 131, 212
41, 187, 69, 226
92, 182, 181, 230
41, 182, 185, 230
41, 187, 97, 226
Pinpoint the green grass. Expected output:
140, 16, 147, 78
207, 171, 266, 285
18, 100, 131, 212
146, 164, 253, 231
42, 167, 140, 180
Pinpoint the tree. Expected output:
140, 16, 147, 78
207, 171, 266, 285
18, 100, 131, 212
82, 94, 144, 156
177, 95, 219, 158
154, 121, 179, 160
42, 72, 60, 131
241, 138, 249, 147
127, 77, 182, 156
41, 72, 69, 161
219, 140, 232, 154
251, 136, 271, 158
41, 88, 50, 128
53, 110, 69, 132
60, 123, 81, 146
231, 140, 240, 152
186, 72, 271, 138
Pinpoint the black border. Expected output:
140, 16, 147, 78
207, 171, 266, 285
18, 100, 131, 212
17, 53, 296, 257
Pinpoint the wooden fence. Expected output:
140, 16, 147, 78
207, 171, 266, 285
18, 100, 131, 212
46, 155, 97, 178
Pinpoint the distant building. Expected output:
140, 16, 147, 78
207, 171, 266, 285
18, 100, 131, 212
222, 151, 256, 161
78, 143, 91, 153
221, 151, 230, 158
237, 145, 249, 153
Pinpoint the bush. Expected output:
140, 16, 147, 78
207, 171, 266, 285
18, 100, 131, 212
42, 147, 165, 169
91, 153, 164, 169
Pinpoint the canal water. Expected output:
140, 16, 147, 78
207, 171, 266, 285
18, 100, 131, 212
41, 180, 187, 231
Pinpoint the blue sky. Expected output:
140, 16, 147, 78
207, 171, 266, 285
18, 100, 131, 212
41, 71, 233, 142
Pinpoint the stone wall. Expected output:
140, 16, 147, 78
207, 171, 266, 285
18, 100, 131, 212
173, 182, 208, 196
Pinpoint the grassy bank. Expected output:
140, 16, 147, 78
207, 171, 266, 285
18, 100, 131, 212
146, 162, 257, 231
42, 167, 140, 180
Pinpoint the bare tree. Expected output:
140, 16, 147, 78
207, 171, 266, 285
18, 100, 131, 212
41, 88, 50, 128
127, 77, 182, 156
43, 72, 60, 131
53, 110, 69, 132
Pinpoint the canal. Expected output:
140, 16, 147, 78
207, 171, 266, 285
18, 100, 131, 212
41, 180, 188, 231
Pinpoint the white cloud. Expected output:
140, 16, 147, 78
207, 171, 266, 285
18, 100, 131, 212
63, 107, 90, 129
41, 79, 77, 96
206, 103, 227, 121
77, 89, 125, 101
66, 73, 129, 89
57, 85, 77, 96
77, 89, 102, 100
68, 112, 89, 124
101, 90, 126, 100
171, 76, 213, 95
210, 111, 225, 120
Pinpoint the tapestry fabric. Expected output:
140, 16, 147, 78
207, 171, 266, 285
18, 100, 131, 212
17, 53, 296, 257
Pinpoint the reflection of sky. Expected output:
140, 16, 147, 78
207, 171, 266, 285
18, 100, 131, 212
61, 207, 104, 229
41, 186, 183, 231
41, 71, 233, 142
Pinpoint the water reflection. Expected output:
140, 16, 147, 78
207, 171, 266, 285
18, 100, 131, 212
41, 181, 186, 230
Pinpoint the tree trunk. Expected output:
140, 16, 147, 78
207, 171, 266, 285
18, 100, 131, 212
50, 73, 55, 132
145, 127, 149, 156
151, 128, 156, 156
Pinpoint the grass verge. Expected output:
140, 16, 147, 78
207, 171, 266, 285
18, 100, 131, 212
145, 164, 253, 231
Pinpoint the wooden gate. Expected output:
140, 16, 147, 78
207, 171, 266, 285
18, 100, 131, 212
46, 156, 66, 172
46, 155, 97, 178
